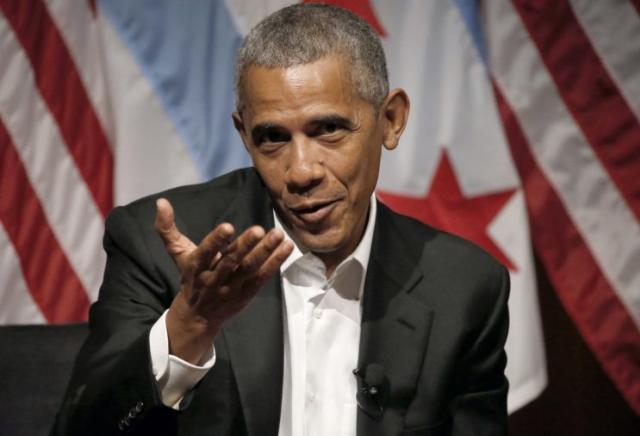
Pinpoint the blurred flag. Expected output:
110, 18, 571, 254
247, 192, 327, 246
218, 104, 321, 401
1, 0, 638, 414
482, 0, 640, 415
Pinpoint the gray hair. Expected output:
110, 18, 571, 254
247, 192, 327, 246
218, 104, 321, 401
235, 3, 389, 111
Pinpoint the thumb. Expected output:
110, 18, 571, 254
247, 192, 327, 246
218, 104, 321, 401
155, 198, 197, 264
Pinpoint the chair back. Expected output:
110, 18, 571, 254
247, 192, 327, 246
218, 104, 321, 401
0, 323, 88, 436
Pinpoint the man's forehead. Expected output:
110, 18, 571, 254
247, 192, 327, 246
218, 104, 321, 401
241, 55, 356, 95
239, 56, 370, 118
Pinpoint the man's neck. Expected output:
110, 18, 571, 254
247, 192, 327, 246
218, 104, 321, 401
314, 210, 369, 278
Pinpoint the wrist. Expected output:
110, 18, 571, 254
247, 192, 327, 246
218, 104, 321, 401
166, 292, 221, 364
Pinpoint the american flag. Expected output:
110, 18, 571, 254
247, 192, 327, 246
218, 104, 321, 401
0, 0, 638, 415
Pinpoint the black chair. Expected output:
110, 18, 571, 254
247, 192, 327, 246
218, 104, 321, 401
0, 323, 88, 436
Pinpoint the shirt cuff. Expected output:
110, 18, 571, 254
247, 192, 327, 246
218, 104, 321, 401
149, 310, 216, 409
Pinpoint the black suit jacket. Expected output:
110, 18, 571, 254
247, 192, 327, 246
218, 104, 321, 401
54, 168, 509, 436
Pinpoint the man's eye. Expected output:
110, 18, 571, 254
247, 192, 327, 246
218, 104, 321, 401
324, 123, 338, 134
268, 131, 286, 142
257, 130, 289, 145
321, 122, 339, 135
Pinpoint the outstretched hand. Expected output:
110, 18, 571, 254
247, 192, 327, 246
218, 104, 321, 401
154, 198, 293, 363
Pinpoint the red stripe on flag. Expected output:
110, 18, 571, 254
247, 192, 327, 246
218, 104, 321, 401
512, 0, 640, 223
0, 118, 90, 323
0, 0, 113, 217
492, 81, 640, 415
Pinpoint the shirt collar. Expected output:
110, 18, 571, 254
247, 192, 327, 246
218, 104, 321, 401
274, 195, 377, 277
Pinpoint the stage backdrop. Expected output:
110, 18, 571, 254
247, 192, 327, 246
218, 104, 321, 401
1, 0, 638, 416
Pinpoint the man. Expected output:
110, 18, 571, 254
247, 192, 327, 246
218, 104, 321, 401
54, 4, 509, 436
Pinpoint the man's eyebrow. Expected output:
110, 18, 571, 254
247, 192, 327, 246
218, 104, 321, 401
308, 115, 356, 129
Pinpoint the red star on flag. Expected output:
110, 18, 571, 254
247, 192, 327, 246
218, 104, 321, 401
378, 151, 518, 271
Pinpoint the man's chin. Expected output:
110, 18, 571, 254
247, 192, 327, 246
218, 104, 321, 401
293, 229, 343, 254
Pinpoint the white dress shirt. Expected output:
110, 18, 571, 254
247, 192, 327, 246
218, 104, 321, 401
149, 196, 377, 436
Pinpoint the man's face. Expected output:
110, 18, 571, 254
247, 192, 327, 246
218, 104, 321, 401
234, 55, 392, 271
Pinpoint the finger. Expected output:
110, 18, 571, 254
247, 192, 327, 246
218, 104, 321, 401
208, 252, 223, 270
193, 223, 235, 274
195, 234, 292, 309
239, 240, 293, 299
155, 198, 197, 262
210, 226, 265, 283
236, 228, 286, 275
242, 238, 294, 291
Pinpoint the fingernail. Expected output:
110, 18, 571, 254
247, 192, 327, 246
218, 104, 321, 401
220, 224, 234, 238
254, 227, 266, 240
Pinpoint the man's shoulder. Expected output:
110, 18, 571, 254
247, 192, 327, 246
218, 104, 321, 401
105, 167, 265, 239
379, 203, 509, 321
379, 202, 507, 288
114, 167, 257, 213
381, 202, 498, 259
128, 167, 259, 209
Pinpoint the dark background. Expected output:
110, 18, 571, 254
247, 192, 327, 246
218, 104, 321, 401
508, 257, 639, 435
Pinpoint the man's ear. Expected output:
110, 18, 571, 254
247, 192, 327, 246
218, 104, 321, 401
232, 112, 250, 152
380, 88, 410, 151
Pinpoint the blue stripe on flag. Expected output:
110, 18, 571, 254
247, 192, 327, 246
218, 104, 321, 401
98, 0, 250, 179
451, 0, 488, 65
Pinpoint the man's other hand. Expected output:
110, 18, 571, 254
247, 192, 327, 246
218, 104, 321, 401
154, 198, 293, 364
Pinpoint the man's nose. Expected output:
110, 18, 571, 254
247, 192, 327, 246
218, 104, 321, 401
284, 137, 325, 191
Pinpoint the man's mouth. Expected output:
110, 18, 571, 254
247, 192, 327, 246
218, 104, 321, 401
288, 199, 339, 224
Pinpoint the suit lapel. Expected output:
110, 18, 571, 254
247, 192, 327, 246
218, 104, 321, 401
222, 275, 283, 436
218, 172, 284, 436
357, 204, 434, 436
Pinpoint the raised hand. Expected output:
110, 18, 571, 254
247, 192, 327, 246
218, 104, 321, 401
154, 198, 293, 363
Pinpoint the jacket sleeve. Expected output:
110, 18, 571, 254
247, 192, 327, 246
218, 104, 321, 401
52, 204, 181, 435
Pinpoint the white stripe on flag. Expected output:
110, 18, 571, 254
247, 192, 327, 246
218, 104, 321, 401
0, 223, 47, 324
97, 12, 203, 205
0, 13, 105, 302
484, 0, 640, 327
491, 191, 547, 412
569, 0, 640, 120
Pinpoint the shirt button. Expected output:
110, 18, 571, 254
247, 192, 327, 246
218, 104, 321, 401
312, 308, 322, 319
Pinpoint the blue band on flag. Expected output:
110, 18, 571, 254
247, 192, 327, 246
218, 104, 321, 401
98, 0, 250, 179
